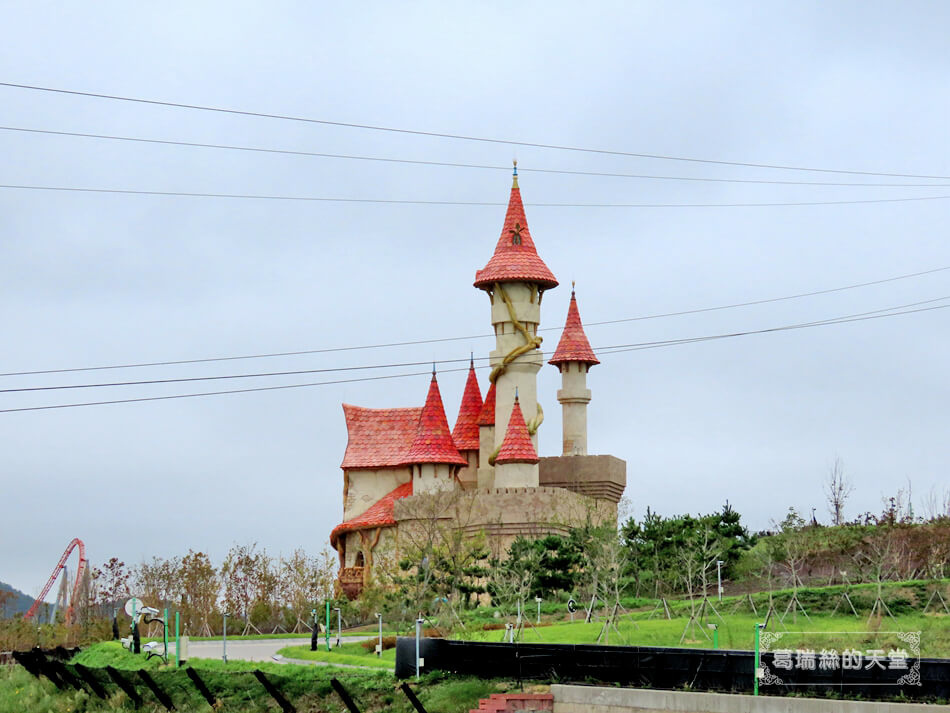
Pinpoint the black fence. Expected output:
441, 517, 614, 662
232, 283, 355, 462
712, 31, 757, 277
395, 638, 950, 701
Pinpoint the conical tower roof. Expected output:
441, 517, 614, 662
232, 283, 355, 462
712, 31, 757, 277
473, 166, 559, 291
477, 380, 497, 427
495, 394, 539, 465
404, 373, 467, 465
549, 288, 600, 367
451, 360, 482, 451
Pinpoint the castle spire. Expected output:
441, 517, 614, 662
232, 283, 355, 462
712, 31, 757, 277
404, 373, 467, 466
549, 289, 599, 367
451, 360, 483, 452
549, 287, 597, 456
473, 169, 558, 290
495, 393, 539, 465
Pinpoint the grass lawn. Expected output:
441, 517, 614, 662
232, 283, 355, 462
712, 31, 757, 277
459, 609, 950, 656
1, 642, 508, 713
277, 639, 396, 668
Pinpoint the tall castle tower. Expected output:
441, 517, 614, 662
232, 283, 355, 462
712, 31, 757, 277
473, 164, 558, 488
549, 287, 599, 456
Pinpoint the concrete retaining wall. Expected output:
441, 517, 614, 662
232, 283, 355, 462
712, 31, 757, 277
550, 684, 950, 713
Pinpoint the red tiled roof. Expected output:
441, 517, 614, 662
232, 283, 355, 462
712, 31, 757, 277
329, 481, 412, 548
549, 290, 600, 366
404, 374, 467, 465
473, 173, 559, 290
340, 405, 422, 469
451, 363, 482, 451
477, 381, 497, 427
495, 397, 539, 465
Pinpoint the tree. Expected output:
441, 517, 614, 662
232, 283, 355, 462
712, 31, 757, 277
179, 550, 219, 635
824, 457, 854, 526
96, 558, 130, 614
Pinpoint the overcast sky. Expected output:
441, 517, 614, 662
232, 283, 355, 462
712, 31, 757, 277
2, 2, 948, 599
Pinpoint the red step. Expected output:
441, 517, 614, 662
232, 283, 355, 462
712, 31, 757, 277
470, 693, 553, 713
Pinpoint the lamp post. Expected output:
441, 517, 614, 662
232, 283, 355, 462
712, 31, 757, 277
535, 597, 542, 624
375, 612, 383, 657
415, 617, 424, 680
222, 613, 228, 663
333, 607, 342, 648
754, 622, 765, 696
716, 560, 725, 602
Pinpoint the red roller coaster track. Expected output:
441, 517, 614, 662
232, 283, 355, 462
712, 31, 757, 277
24, 538, 87, 625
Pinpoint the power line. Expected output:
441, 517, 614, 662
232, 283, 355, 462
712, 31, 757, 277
2, 264, 947, 378
3, 125, 949, 188
3, 183, 950, 207
597, 303, 949, 356
2, 297, 946, 397
2, 81, 949, 180
0, 355, 483, 394
1, 300, 943, 415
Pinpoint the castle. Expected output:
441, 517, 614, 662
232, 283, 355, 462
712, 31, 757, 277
330, 166, 626, 598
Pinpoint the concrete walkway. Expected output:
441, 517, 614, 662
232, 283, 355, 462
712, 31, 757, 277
164, 636, 375, 664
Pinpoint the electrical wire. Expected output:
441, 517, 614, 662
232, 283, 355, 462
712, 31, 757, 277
2, 298, 945, 400
3, 81, 949, 180
2, 264, 947, 378
3, 125, 949, 188
3, 183, 950, 207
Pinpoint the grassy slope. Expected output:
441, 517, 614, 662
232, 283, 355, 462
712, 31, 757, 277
1, 642, 507, 713
277, 639, 397, 668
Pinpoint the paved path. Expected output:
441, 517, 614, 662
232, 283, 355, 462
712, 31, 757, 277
163, 636, 374, 663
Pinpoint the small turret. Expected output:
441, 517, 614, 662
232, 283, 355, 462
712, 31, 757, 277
494, 390, 539, 487
549, 286, 599, 456
403, 371, 467, 493
451, 359, 483, 490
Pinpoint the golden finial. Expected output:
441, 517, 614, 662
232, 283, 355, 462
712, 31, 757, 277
571, 280, 576, 297
512, 159, 519, 188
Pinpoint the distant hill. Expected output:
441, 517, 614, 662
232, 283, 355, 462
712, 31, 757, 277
0, 580, 39, 618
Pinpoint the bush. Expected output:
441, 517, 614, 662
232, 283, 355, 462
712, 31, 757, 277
360, 635, 397, 652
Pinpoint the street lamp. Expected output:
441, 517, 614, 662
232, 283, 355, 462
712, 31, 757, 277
222, 613, 229, 663
716, 560, 725, 602
374, 612, 383, 657
535, 596, 542, 624
333, 607, 342, 648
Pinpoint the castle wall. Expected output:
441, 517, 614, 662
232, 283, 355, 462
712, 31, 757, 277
456, 450, 478, 490
412, 462, 456, 495
538, 455, 626, 505
394, 486, 615, 561
477, 424, 495, 488
344, 467, 411, 521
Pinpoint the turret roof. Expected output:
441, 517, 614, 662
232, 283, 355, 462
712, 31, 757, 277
476, 380, 497, 427
549, 289, 600, 366
451, 361, 482, 451
404, 373, 468, 466
495, 395, 539, 465
329, 481, 412, 548
473, 168, 559, 290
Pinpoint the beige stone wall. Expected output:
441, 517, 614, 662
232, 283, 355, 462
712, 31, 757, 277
477, 424, 495, 488
394, 486, 614, 561
493, 460, 536, 488
457, 450, 478, 490
411, 462, 457, 495
556, 362, 591, 456
344, 467, 411, 521
539, 455, 626, 505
